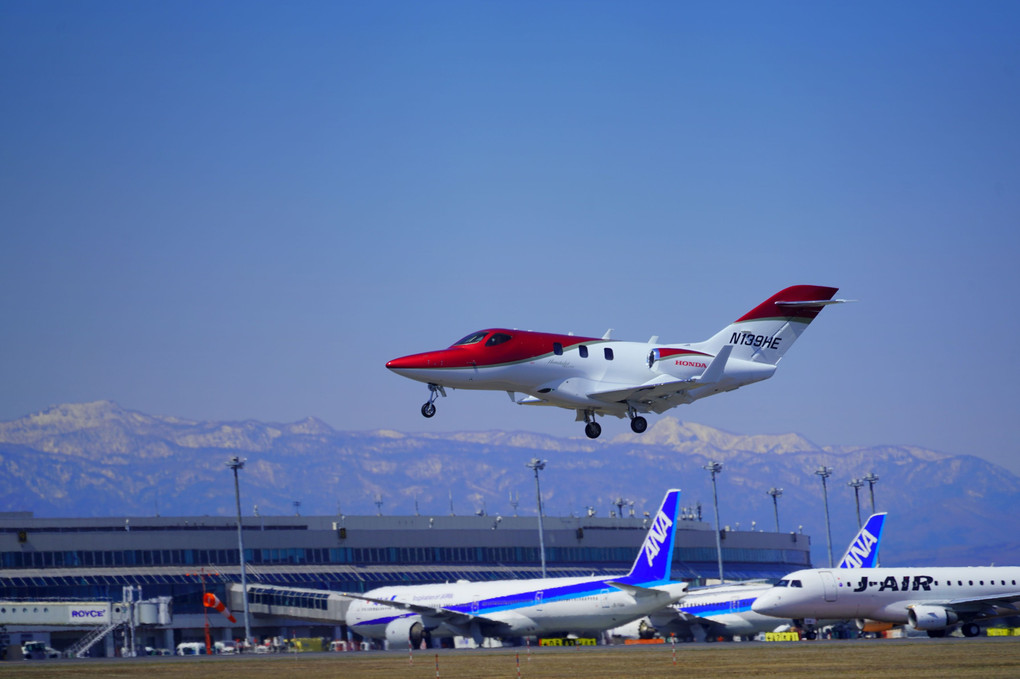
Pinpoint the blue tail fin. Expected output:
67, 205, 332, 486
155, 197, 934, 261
625, 489, 681, 584
837, 512, 887, 568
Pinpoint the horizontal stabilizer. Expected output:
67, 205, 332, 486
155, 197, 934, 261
698, 345, 731, 384
775, 299, 851, 308
606, 580, 679, 599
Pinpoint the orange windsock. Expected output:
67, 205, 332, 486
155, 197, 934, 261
203, 592, 237, 623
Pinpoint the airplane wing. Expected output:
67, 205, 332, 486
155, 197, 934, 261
343, 591, 518, 640
935, 591, 1020, 617
342, 592, 491, 623
589, 347, 734, 410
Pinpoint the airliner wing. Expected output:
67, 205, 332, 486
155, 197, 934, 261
341, 592, 492, 623
940, 591, 1020, 616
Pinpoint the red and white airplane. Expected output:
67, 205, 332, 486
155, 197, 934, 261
386, 285, 847, 439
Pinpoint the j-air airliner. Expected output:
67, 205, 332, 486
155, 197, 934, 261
752, 562, 1020, 638
387, 285, 848, 438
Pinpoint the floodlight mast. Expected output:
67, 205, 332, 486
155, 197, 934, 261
848, 478, 865, 528
526, 458, 548, 578
703, 462, 724, 583
767, 487, 783, 533
863, 471, 880, 513
815, 466, 834, 568
226, 456, 252, 647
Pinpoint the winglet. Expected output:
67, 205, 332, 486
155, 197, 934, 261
837, 512, 887, 569
623, 489, 681, 584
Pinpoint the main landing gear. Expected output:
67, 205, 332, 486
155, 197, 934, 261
582, 411, 601, 439
421, 384, 444, 418
627, 405, 648, 434
581, 409, 649, 438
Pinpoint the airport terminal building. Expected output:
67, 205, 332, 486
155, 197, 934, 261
0, 510, 811, 655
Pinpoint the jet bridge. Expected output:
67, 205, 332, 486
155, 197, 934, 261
227, 583, 353, 624
0, 590, 172, 658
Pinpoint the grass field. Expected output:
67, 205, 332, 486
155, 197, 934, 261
5, 639, 1020, 679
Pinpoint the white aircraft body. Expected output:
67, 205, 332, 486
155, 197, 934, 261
387, 285, 847, 438
344, 490, 688, 646
643, 513, 888, 641
751, 564, 1020, 637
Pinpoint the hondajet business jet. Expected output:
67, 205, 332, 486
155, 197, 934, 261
387, 285, 847, 438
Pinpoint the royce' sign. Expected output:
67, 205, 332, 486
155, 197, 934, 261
68, 604, 109, 623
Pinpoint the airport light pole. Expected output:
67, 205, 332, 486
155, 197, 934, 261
526, 458, 548, 578
863, 471, 879, 513
767, 487, 783, 533
815, 466, 834, 568
703, 462, 724, 583
848, 478, 865, 527
226, 456, 252, 648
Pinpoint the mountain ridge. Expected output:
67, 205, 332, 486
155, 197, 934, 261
1, 401, 1016, 568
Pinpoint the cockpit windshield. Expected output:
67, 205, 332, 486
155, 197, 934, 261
776, 579, 803, 588
452, 331, 488, 346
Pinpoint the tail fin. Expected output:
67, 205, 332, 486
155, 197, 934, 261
696, 285, 844, 365
624, 489, 681, 584
837, 512, 887, 569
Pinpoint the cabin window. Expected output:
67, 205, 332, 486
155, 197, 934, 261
579, 345, 589, 358
604, 347, 614, 360
553, 342, 563, 356
485, 333, 512, 347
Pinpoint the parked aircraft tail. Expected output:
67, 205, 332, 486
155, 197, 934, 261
696, 285, 845, 365
623, 489, 681, 585
837, 512, 887, 569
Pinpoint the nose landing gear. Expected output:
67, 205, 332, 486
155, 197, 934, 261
421, 384, 446, 418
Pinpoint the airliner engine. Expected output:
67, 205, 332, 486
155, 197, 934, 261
907, 605, 958, 630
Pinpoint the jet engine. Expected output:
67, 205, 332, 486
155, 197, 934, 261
907, 605, 958, 631
855, 619, 895, 633
384, 617, 427, 647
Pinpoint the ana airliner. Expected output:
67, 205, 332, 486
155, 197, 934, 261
387, 285, 847, 438
639, 513, 887, 641
751, 564, 1020, 637
344, 490, 688, 647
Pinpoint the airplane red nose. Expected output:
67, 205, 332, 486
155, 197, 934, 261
386, 352, 441, 371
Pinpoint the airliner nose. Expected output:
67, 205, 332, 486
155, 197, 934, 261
751, 591, 781, 615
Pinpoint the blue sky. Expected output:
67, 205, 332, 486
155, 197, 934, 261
3, 2, 1019, 476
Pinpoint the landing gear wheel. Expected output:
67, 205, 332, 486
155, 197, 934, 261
962, 623, 980, 637
584, 422, 602, 439
421, 402, 436, 418
630, 416, 648, 434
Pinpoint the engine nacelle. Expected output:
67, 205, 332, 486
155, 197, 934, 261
907, 605, 958, 631
384, 617, 426, 647
855, 618, 895, 633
